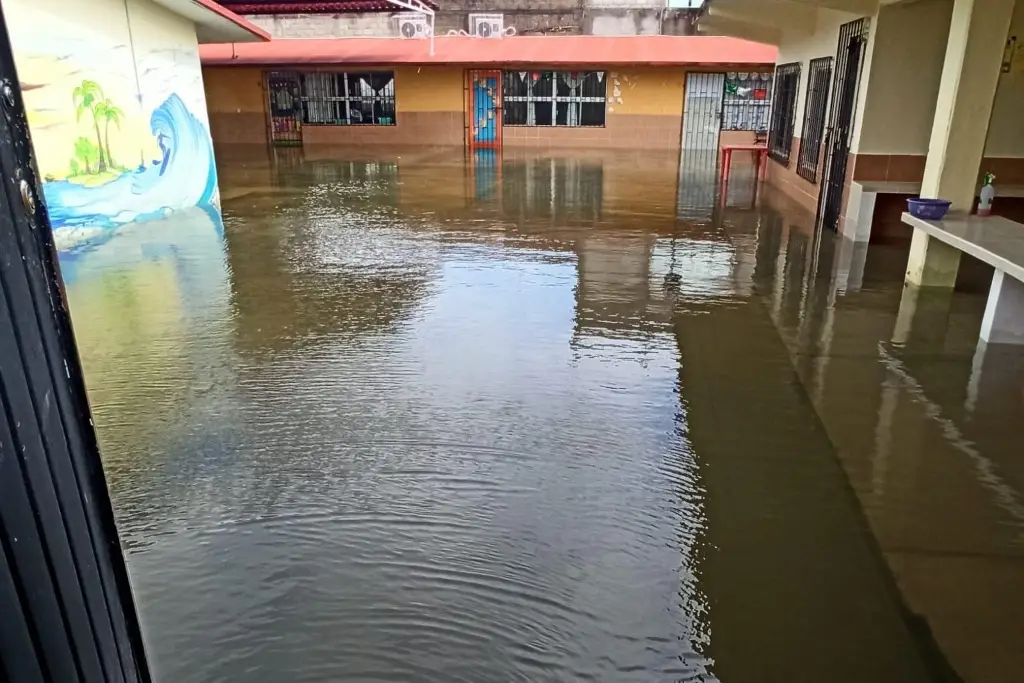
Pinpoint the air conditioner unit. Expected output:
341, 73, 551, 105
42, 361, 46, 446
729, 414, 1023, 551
395, 13, 431, 38
469, 13, 504, 38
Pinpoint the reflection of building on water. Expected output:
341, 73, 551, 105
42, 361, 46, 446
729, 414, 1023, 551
501, 157, 603, 222
573, 219, 753, 343
221, 158, 438, 356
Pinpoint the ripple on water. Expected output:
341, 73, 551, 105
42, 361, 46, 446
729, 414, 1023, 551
68, 161, 715, 683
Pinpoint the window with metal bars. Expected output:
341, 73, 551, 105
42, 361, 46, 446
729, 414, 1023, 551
722, 71, 774, 132
768, 62, 801, 166
502, 71, 607, 127
299, 71, 396, 126
797, 57, 833, 183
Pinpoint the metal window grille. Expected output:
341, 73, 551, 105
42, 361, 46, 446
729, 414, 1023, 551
299, 71, 396, 126
797, 57, 833, 183
502, 71, 607, 127
768, 62, 801, 166
721, 71, 773, 132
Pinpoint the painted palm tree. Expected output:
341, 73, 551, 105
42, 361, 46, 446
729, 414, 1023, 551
72, 80, 106, 172
74, 136, 96, 174
94, 99, 124, 169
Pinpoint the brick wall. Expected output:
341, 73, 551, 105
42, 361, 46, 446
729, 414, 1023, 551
244, 0, 695, 37
245, 13, 394, 38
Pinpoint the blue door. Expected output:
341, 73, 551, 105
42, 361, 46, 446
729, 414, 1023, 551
470, 71, 501, 149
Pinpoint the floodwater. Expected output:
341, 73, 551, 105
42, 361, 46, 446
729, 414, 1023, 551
60, 146, 1024, 683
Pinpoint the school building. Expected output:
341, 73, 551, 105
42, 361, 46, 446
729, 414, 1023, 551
701, 0, 1024, 269
198, 35, 777, 152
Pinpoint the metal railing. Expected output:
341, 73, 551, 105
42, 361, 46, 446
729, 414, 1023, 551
768, 62, 801, 166
797, 57, 833, 183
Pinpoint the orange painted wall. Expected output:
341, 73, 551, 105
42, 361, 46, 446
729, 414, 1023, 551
203, 66, 267, 144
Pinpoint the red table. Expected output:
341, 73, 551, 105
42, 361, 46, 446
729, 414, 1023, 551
720, 143, 769, 209
721, 143, 769, 183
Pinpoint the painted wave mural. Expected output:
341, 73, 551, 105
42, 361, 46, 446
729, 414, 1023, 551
44, 94, 217, 246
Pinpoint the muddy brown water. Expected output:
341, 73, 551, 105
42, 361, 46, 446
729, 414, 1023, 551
60, 147, 1024, 683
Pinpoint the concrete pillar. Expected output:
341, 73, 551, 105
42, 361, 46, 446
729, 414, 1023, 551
892, 283, 953, 350
906, 0, 1016, 287
980, 270, 1024, 344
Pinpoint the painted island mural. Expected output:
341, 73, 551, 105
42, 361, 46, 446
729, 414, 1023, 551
4, 0, 220, 251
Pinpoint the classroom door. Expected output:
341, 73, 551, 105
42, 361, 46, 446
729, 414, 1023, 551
468, 70, 502, 149
682, 72, 726, 150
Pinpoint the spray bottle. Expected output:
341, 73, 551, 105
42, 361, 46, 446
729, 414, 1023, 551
978, 172, 996, 217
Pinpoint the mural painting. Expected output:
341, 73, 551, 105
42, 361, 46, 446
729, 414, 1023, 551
3, 0, 219, 251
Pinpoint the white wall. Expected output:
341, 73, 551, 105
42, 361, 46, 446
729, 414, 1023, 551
853, 0, 953, 155
774, 7, 862, 139
985, 0, 1024, 157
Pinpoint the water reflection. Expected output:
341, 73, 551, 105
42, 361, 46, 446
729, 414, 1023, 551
59, 146, 1024, 683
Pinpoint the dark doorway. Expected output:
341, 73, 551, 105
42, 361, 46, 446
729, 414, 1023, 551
815, 18, 869, 232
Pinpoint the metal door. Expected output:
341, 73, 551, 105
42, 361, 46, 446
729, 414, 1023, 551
468, 70, 502, 149
815, 19, 868, 232
682, 72, 726, 150
266, 71, 302, 146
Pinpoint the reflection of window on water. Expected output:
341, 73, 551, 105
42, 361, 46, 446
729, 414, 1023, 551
308, 161, 400, 202
722, 71, 773, 132
502, 71, 607, 127
299, 72, 397, 126
501, 159, 603, 221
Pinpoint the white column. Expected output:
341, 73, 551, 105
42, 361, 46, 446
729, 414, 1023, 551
906, 0, 1016, 287
980, 270, 1024, 344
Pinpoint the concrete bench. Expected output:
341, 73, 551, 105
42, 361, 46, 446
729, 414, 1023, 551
845, 181, 1024, 243
901, 212, 1024, 344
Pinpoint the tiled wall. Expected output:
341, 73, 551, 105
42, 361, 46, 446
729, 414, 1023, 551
502, 113, 680, 150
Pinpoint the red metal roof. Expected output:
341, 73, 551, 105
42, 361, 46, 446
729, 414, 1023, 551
199, 35, 778, 67
215, 0, 438, 13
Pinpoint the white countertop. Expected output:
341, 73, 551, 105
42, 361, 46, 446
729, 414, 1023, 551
901, 212, 1024, 282
857, 181, 1024, 198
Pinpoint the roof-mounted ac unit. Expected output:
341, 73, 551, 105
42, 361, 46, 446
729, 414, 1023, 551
395, 13, 431, 38
469, 13, 504, 38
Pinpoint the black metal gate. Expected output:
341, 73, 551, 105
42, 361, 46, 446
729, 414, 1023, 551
266, 71, 302, 146
797, 57, 833, 183
815, 18, 869, 232
682, 72, 725, 150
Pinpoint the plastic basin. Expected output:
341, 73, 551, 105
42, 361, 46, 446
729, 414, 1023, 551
907, 197, 952, 220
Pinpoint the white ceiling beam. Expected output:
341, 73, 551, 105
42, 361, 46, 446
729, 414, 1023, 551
700, 15, 784, 45
708, 0, 818, 34
770, 0, 879, 15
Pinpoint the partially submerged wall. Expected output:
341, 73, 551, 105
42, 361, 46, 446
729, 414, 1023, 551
3, 0, 219, 248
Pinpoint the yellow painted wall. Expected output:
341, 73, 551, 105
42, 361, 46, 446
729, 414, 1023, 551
395, 66, 464, 112
608, 67, 685, 117
204, 66, 267, 114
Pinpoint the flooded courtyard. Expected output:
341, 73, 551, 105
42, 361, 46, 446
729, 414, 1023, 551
61, 146, 1024, 683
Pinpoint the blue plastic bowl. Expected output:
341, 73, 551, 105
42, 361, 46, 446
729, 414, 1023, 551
907, 197, 952, 220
